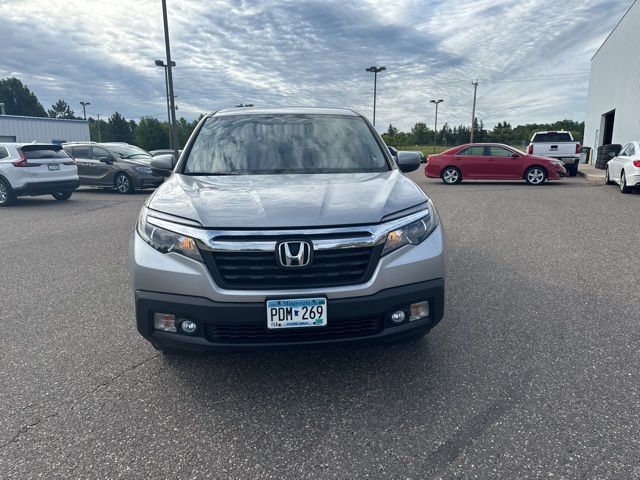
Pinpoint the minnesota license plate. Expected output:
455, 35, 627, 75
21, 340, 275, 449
48, 164, 60, 171
266, 297, 327, 329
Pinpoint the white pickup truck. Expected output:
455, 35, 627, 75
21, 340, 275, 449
527, 131, 581, 176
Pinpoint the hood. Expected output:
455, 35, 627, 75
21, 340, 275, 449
147, 171, 428, 228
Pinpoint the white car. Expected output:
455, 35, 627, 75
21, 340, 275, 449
0, 143, 79, 206
606, 141, 640, 194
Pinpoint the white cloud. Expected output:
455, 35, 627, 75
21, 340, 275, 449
0, 0, 629, 131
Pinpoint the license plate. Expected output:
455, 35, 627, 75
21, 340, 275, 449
48, 164, 60, 171
266, 297, 327, 329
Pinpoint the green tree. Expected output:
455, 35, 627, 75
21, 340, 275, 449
104, 112, 133, 143
135, 117, 169, 151
386, 124, 399, 136
411, 122, 430, 145
47, 99, 76, 119
0, 77, 47, 117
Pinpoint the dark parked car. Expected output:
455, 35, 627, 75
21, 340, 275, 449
63, 142, 164, 193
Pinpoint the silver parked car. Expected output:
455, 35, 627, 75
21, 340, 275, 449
129, 107, 445, 353
62, 142, 163, 193
606, 141, 640, 193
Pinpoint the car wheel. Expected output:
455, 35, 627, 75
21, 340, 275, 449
115, 173, 135, 194
525, 166, 547, 185
52, 191, 73, 201
0, 178, 16, 207
441, 167, 461, 184
620, 171, 631, 194
605, 167, 614, 185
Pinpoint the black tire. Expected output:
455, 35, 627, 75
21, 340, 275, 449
525, 166, 547, 185
441, 166, 461, 184
114, 172, 135, 194
567, 163, 578, 177
602, 144, 622, 156
0, 178, 16, 207
152, 343, 192, 355
605, 167, 614, 185
620, 171, 632, 194
52, 191, 73, 201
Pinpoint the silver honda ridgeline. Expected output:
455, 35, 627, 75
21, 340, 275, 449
129, 107, 445, 353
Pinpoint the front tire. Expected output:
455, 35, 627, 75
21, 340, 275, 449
525, 166, 547, 185
441, 167, 461, 184
0, 178, 16, 207
115, 173, 135, 194
605, 167, 614, 185
52, 191, 73, 201
620, 171, 632, 194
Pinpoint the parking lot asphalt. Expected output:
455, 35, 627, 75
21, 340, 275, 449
1, 178, 639, 479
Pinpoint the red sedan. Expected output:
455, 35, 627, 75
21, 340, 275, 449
425, 143, 567, 185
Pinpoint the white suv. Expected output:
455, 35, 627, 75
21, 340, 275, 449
0, 143, 79, 206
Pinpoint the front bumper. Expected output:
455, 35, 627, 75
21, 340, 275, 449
136, 174, 163, 188
135, 279, 444, 352
13, 180, 79, 196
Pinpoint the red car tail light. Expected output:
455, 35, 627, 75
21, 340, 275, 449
633, 160, 640, 168
12, 150, 41, 167
575, 143, 581, 154
527, 145, 533, 155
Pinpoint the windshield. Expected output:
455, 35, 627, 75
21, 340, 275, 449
532, 132, 572, 143
108, 144, 152, 159
183, 114, 390, 175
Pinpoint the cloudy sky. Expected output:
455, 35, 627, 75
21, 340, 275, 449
0, 0, 630, 131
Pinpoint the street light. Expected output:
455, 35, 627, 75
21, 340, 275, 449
155, 59, 176, 149
430, 99, 443, 154
365, 66, 386, 126
161, 0, 179, 162
79, 101, 90, 120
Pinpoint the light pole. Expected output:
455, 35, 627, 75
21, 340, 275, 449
79, 101, 90, 120
155, 59, 176, 148
161, 0, 179, 161
470, 80, 478, 143
430, 99, 443, 154
365, 66, 386, 126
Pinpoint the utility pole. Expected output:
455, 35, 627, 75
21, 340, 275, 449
365, 66, 386, 126
79, 101, 90, 120
97, 113, 102, 142
470, 80, 478, 144
430, 99, 443, 154
161, 0, 179, 162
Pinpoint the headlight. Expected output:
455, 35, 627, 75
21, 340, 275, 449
137, 209, 203, 262
382, 202, 440, 256
136, 166, 152, 174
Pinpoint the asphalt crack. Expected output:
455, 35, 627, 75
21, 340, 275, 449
1, 353, 161, 449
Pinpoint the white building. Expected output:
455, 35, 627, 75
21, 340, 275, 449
584, 0, 640, 158
0, 115, 90, 144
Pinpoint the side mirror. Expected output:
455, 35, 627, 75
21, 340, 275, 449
150, 154, 174, 177
99, 156, 112, 163
388, 146, 398, 158
511, 153, 520, 158
396, 151, 421, 173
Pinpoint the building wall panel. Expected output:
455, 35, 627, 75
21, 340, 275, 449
0, 115, 90, 144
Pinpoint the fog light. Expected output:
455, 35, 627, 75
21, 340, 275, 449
179, 319, 198, 334
390, 310, 406, 324
153, 313, 177, 333
409, 301, 430, 322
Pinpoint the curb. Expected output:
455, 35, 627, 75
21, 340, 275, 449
577, 169, 606, 185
